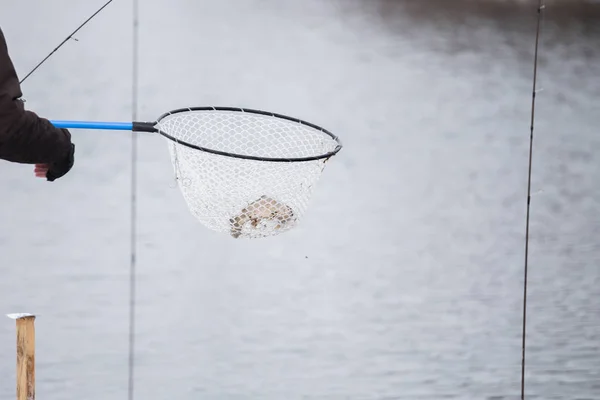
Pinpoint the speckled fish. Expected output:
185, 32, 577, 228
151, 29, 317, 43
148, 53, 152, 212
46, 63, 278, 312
229, 195, 295, 238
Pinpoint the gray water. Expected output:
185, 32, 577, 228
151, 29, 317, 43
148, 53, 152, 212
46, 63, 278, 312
1, 0, 599, 399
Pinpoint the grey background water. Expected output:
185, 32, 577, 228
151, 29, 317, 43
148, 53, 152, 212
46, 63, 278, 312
0, 0, 598, 399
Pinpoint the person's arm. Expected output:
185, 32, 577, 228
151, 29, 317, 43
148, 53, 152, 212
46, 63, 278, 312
0, 27, 74, 179
0, 95, 73, 164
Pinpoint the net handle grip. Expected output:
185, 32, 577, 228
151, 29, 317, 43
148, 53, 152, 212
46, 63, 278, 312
50, 120, 157, 132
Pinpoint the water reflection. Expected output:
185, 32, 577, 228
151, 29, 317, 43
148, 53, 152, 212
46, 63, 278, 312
337, 0, 600, 59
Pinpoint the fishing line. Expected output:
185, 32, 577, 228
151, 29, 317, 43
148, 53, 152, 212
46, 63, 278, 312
521, 1, 545, 399
128, 0, 139, 399
19, 0, 116, 85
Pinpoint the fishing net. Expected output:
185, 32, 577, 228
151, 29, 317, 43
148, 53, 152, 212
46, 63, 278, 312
154, 107, 342, 239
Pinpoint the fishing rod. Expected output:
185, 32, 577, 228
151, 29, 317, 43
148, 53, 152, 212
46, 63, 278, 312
521, 1, 545, 399
129, 1, 139, 400
19, 0, 115, 84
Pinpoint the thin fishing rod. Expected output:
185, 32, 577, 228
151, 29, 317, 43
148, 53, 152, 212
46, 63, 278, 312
19, 0, 116, 84
128, 0, 139, 399
521, 1, 545, 399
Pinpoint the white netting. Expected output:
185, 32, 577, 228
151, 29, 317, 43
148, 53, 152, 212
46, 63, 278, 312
155, 109, 340, 239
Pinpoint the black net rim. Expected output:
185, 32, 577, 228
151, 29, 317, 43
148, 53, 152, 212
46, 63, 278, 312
151, 106, 343, 163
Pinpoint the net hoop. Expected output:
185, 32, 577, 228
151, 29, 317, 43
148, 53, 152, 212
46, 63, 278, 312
153, 106, 342, 162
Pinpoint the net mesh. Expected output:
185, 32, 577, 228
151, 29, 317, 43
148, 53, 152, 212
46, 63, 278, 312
155, 109, 340, 239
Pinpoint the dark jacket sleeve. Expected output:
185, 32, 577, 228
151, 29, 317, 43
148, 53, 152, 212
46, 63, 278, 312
0, 27, 73, 165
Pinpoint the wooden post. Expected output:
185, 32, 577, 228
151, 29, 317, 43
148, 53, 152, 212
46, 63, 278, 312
7, 313, 36, 400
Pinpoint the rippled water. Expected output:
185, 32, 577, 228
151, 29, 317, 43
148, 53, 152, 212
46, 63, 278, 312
0, 1, 599, 399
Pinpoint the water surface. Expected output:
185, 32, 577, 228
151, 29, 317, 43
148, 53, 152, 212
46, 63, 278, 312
0, 1, 598, 399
